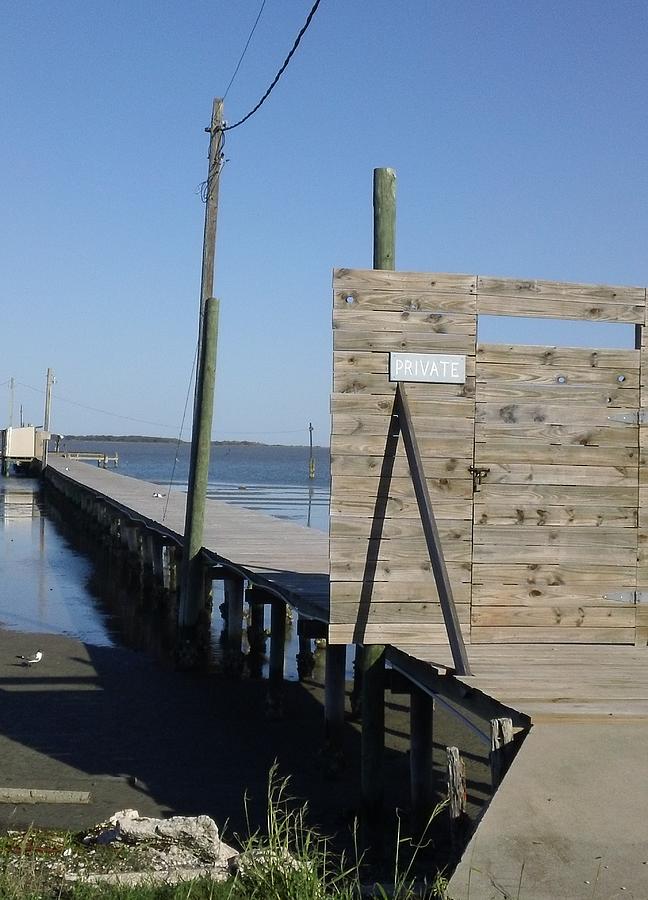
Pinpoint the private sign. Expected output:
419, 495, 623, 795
389, 352, 466, 384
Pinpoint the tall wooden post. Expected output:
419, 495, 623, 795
410, 687, 435, 837
181, 98, 224, 627
178, 296, 220, 631
361, 167, 396, 851
42, 368, 55, 468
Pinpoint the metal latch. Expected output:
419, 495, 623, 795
469, 466, 490, 492
603, 590, 648, 604
608, 410, 648, 425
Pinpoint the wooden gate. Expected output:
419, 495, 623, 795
329, 268, 648, 649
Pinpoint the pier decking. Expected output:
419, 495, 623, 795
47, 456, 329, 621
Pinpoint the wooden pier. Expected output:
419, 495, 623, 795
39, 262, 648, 897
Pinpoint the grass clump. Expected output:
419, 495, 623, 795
0, 768, 449, 899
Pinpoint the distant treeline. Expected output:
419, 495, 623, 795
64, 435, 326, 449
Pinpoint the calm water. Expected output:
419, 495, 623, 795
0, 444, 332, 677
63, 440, 330, 533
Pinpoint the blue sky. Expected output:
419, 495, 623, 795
2, 1, 647, 443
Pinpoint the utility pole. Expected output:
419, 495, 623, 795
361, 167, 396, 852
42, 368, 55, 468
178, 98, 224, 644
9, 377, 14, 427
179, 297, 220, 630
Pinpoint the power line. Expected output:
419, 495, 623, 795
223, 0, 323, 132
223, 0, 267, 100
14, 381, 179, 431
163, 342, 199, 522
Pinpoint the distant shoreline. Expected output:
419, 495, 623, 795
63, 435, 328, 450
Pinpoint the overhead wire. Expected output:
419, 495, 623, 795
14, 380, 179, 431
223, 0, 267, 100
162, 341, 199, 522
222, 0, 322, 133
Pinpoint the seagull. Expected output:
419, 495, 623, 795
152, 491, 166, 498
17, 650, 43, 666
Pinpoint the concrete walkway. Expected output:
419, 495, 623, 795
448, 722, 648, 900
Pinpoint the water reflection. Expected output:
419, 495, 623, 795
0, 479, 117, 646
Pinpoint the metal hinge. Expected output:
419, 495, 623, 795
608, 410, 648, 425
603, 590, 648, 604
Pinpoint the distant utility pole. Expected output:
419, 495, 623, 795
179, 98, 225, 640
308, 422, 315, 479
42, 368, 55, 468
8, 377, 14, 427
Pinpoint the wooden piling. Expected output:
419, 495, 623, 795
490, 717, 515, 790
410, 686, 435, 837
178, 296, 220, 631
268, 599, 286, 716
360, 167, 396, 848
224, 575, 245, 673
447, 746, 468, 847
325, 643, 347, 752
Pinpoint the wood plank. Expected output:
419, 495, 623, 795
332, 534, 471, 564
476, 422, 638, 448
471, 607, 636, 627
473, 525, 637, 549
473, 501, 637, 528
333, 268, 477, 294
476, 402, 637, 426
472, 543, 636, 566
331, 393, 474, 417
334, 371, 476, 397
477, 295, 643, 323
472, 581, 635, 605
330, 496, 473, 519
476, 363, 638, 389
334, 289, 475, 313
331, 454, 472, 479
329, 622, 470, 644
333, 309, 476, 334
474, 441, 638, 467
330, 558, 471, 584
334, 330, 476, 353
478, 382, 636, 406
335, 351, 477, 378
331, 474, 472, 500
473, 563, 635, 589
332, 412, 473, 436
477, 482, 638, 506
330, 580, 471, 604
331, 433, 471, 459
470, 626, 635, 644
476, 275, 645, 304
330, 515, 469, 540
481, 462, 635, 487
330, 601, 470, 624
477, 344, 640, 369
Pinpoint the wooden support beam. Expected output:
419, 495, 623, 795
247, 600, 265, 679
325, 643, 347, 751
395, 383, 471, 676
410, 686, 435, 838
361, 642, 385, 852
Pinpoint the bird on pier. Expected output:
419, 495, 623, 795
17, 650, 43, 666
